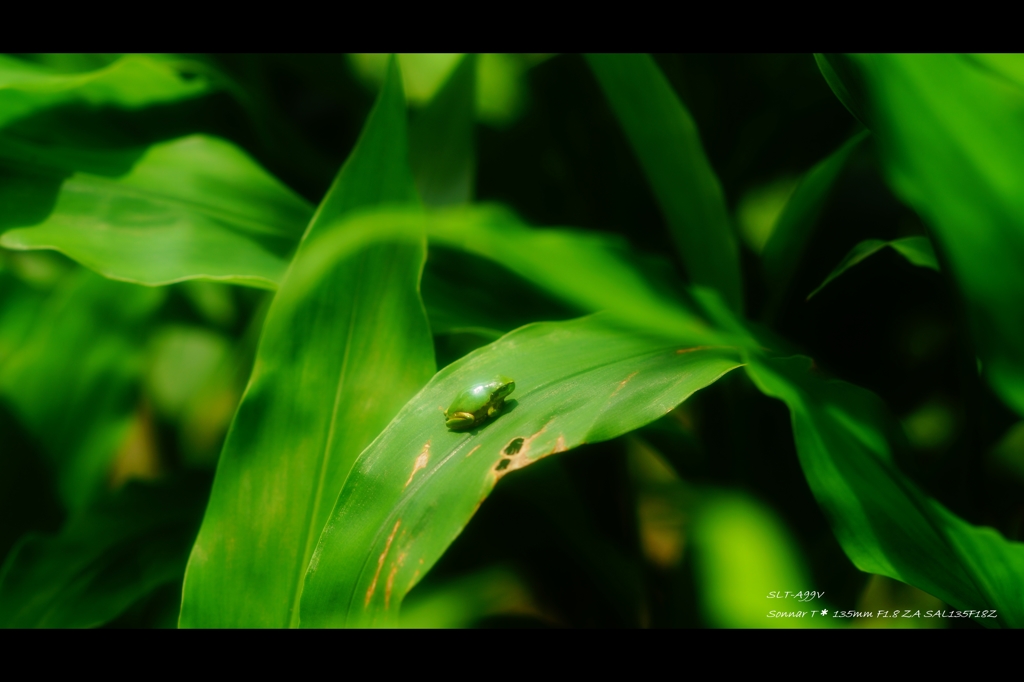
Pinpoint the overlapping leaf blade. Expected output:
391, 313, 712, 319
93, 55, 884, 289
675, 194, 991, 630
849, 54, 1024, 417
586, 54, 743, 313
746, 354, 1024, 628
286, 205, 734, 348
300, 314, 743, 627
0, 54, 213, 130
760, 132, 868, 314
0, 135, 312, 288
409, 54, 476, 207
179, 58, 434, 628
814, 54, 872, 130
807, 236, 938, 300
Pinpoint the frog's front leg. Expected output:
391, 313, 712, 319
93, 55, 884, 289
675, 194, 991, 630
486, 399, 505, 418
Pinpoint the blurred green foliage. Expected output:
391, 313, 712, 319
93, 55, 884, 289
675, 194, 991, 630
2, 53, 1023, 629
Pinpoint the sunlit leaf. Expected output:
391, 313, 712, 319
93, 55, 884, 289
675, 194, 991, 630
967, 54, 1024, 92
0, 54, 213, 131
179, 57, 434, 628
851, 54, 1024, 417
746, 353, 1024, 628
807, 236, 938, 300
0, 474, 209, 628
586, 54, 743, 313
286, 205, 740, 349
0, 135, 312, 288
300, 314, 743, 627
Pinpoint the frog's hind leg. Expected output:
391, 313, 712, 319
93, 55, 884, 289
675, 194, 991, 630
445, 411, 476, 430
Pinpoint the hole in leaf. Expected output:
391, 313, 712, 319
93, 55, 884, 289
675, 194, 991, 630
504, 438, 525, 456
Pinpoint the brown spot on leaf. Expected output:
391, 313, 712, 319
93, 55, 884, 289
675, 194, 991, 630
676, 345, 715, 354
364, 519, 401, 608
404, 442, 431, 488
385, 551, 407, 610
609, 371, 639, 399
406, 569, 421, 594
465, 444, 481, 458
493, 424, 566, 481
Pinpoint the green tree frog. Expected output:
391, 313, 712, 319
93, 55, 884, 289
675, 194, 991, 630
444, 376, 515, 431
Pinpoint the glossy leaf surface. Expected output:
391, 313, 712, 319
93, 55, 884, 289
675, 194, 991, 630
301, 315, 743, 626
179, 58, 434, 628
586, 54, 743, 313
747, 354, 1024, 628
0, 135, 312, 289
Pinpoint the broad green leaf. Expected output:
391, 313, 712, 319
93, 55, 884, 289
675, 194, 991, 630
586, 54, 743, 314
285, 205, 741, 349
852, 54, 1024, 417
0, 474, 209, 628
0, 135, 313, 289
806, 236, 939, 300
814, 54, 871, 129
761, 132, 868, 314
179, 57, 434, 628
967, 54, 1024, 92
0, 54, 213, 130
300, 314, 743, 627
409, 54, 476, 206
746, 354, 1024, 628
0, 269, 164, 510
